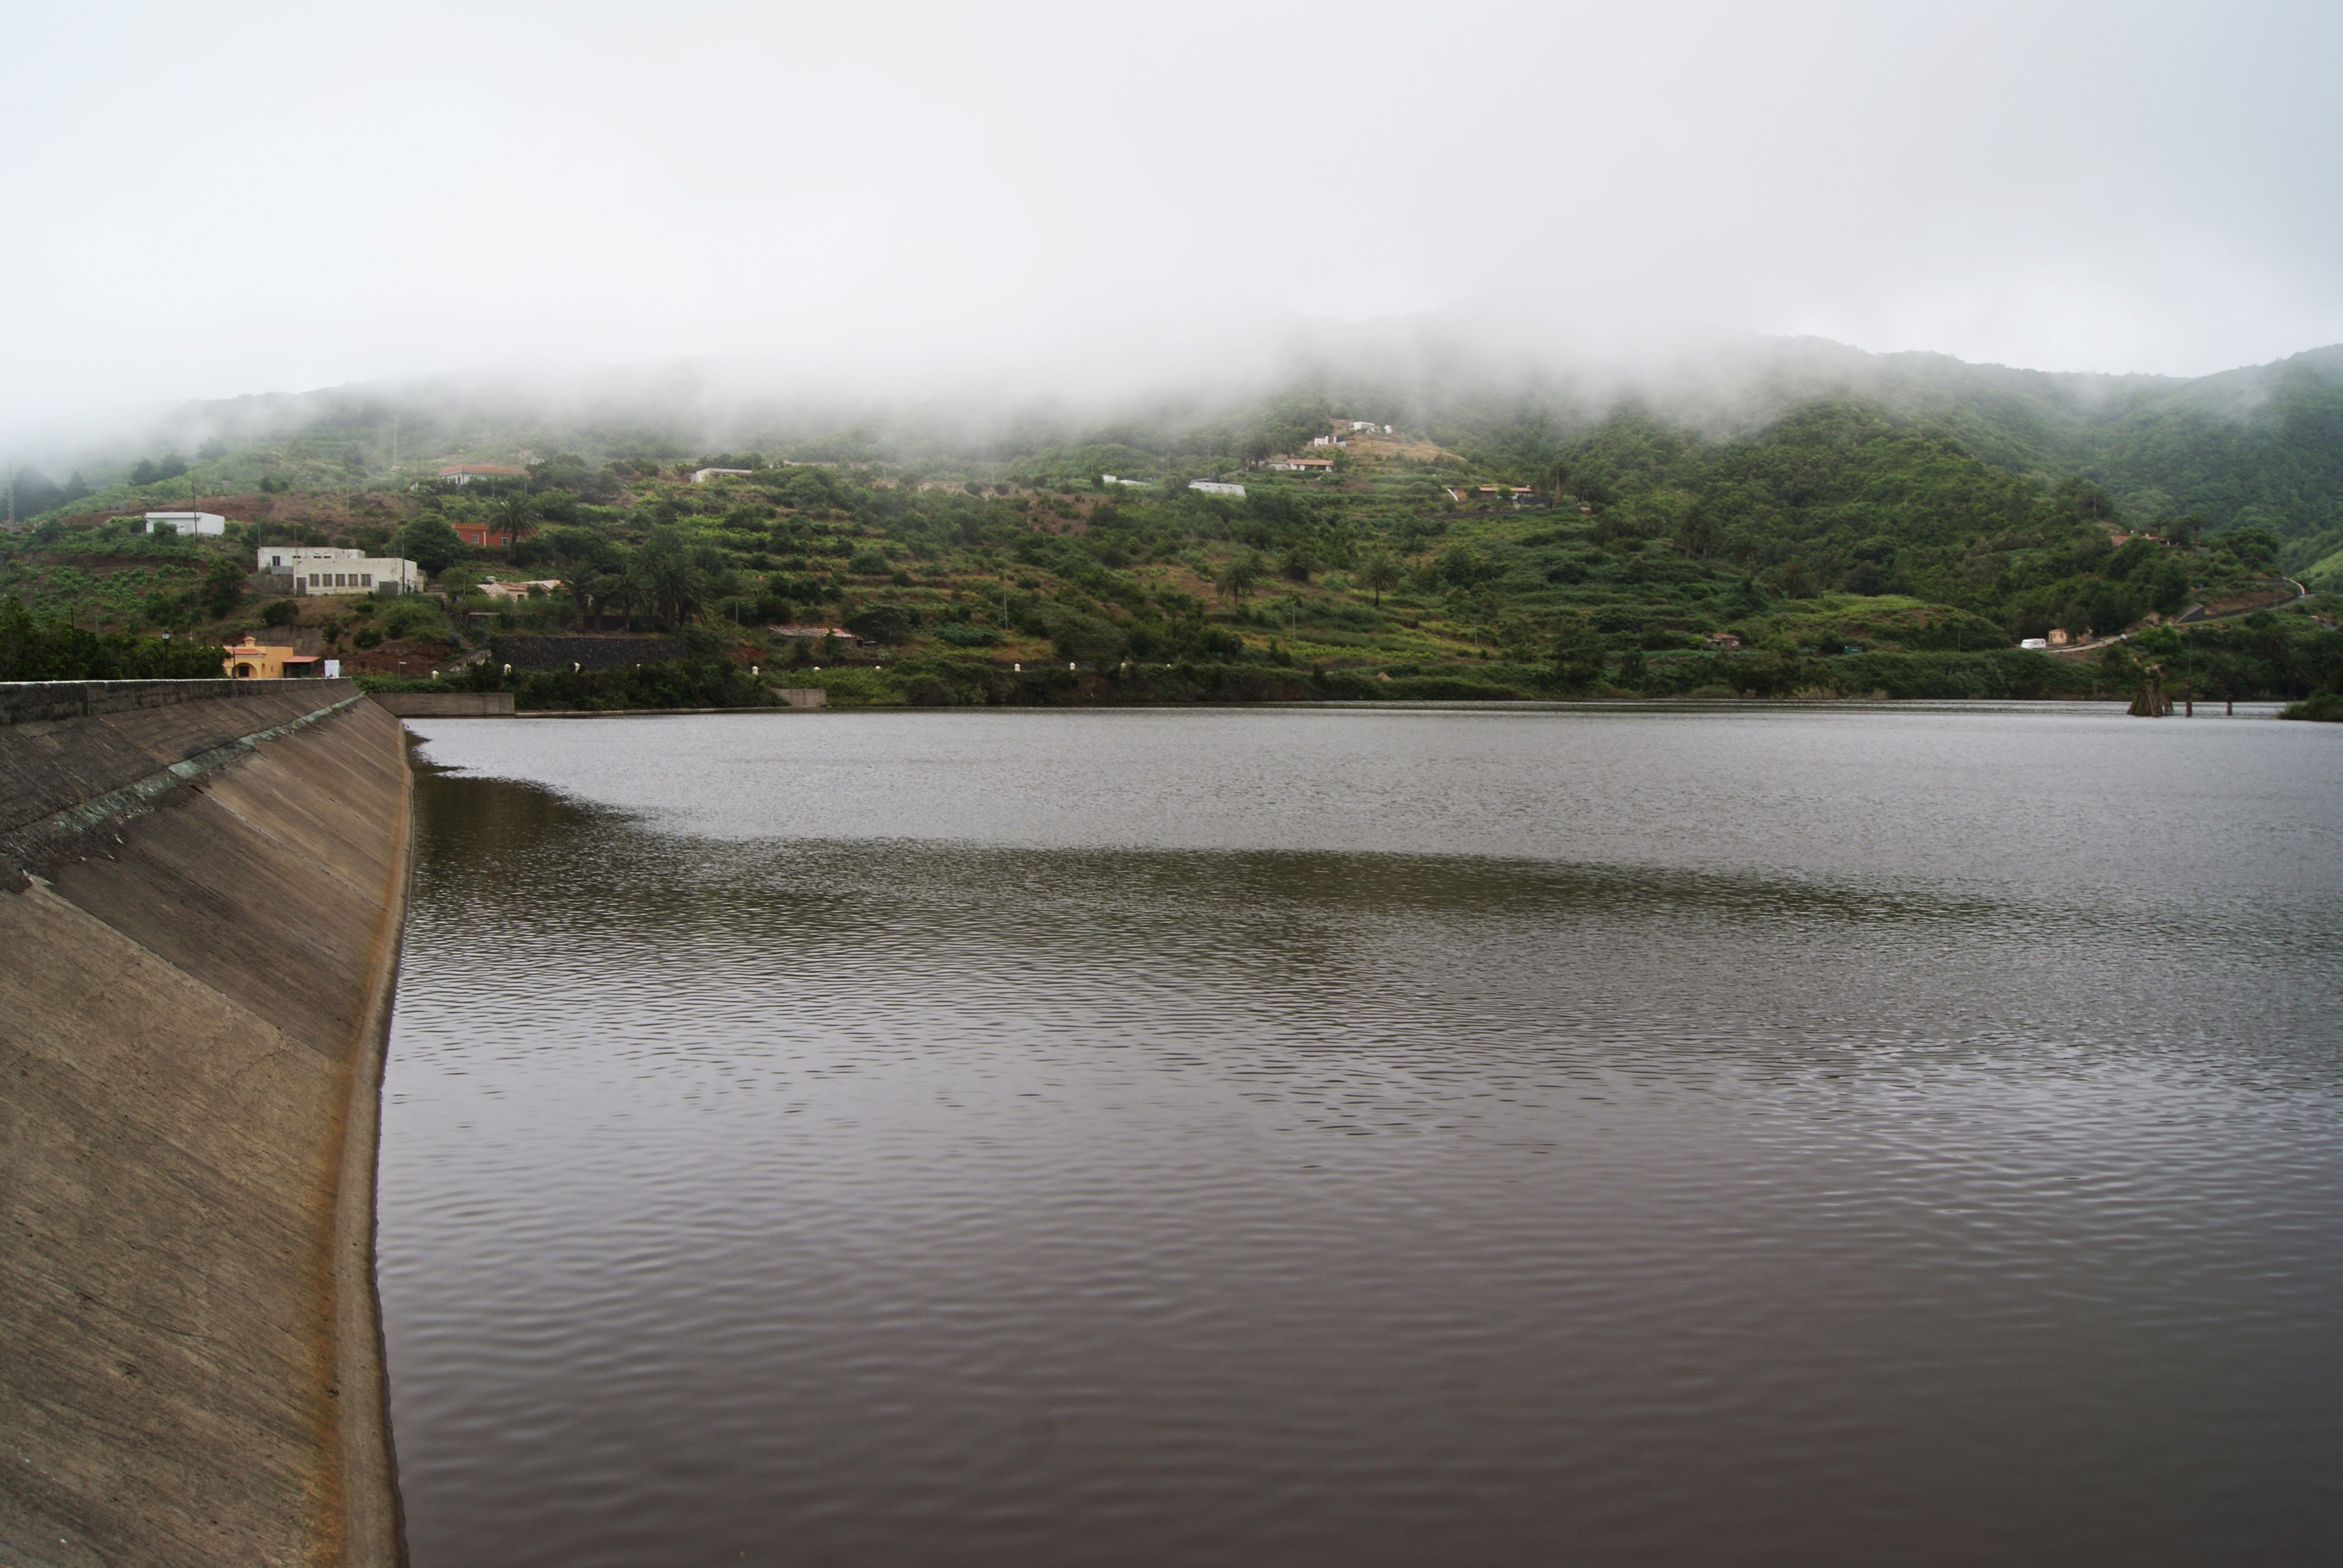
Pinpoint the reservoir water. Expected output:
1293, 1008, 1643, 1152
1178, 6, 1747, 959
381, 704, 2343, 1567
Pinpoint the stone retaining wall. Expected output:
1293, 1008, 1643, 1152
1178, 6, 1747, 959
370, 691, 516, 717
491, 633, 686, 671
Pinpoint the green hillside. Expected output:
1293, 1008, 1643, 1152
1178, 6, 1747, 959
1422, 340, 2343, 567
5, 340, 2341, 703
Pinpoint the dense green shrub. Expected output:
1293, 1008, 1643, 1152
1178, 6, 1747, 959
0, 594, 231, 681
844, 604, 917, 644
2279, 693, 2343, 721
931, 624, 999, 647
1817, 650, 2099, 700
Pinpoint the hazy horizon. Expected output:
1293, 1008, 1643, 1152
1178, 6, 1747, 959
4, 0, 2339, 448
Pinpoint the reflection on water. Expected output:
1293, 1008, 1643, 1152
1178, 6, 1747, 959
380, 710, 2343, 1567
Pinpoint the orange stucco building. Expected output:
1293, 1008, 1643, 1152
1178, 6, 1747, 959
221, 635, 323, 679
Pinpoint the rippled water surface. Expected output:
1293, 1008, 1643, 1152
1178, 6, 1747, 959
381, 706, 2343, 1566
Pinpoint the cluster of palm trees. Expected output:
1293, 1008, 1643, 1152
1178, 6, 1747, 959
553, 528, 735, 632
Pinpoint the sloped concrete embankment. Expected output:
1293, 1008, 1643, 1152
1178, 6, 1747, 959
0, 679, 408, 1568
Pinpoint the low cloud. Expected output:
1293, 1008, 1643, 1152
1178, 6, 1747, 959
2, 0, 2338, 448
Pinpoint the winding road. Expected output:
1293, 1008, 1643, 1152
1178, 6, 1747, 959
2048, 577, 2312, 658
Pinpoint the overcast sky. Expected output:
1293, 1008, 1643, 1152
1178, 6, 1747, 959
3, 0, 2338, 434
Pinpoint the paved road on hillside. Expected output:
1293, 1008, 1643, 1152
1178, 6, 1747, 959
2050, 577, 2312, 658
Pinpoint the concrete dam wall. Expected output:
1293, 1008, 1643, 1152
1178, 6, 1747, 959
1, 679, 409, 1567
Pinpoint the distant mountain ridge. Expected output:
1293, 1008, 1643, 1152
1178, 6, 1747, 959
1755, 340, 2343, 545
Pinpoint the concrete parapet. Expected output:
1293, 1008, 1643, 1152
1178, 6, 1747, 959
1, 680, 408, 1566
0, 677, 335, 729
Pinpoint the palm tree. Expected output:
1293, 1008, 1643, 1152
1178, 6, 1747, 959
560, 567, 611, 631
1215, 553, 1263, 606
490, 491, 539, 561
1356, 550, 1400, 607
626, 528, 729, 629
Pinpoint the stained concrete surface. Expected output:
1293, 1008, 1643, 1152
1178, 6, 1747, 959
1, 682, 408, 1567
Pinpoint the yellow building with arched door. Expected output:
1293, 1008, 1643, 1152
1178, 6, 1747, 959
220, 635, 322, 679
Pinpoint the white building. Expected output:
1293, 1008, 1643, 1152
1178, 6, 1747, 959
1100, 474, 1153, 487
258, 546, 362, 573
1188, 481, 1246, 497
690, 468, 754, 484
436, 464, 527, 485
478, 578, 564, 600
146, 511, 227, 535
291, 557, 422, 596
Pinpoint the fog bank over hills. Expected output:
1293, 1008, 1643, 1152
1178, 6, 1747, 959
7, 326, 2341, 567
0, 321, 2321, 462
5, 318, 2335, 465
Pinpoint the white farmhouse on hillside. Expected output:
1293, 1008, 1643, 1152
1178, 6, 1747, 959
145, 511, 227, 535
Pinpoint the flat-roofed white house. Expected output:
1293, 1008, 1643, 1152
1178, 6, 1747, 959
258, 546, 362, 573
690, 468, 754, 484
291, 557, 422, 596
145, 511, 227, 535
1188, 481, 1247, 497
